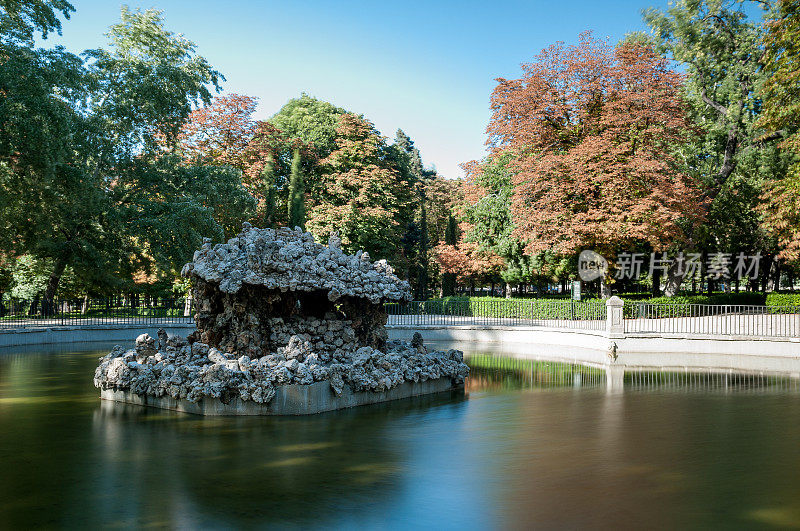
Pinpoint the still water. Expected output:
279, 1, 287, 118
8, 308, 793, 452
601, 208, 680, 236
2, 342, 800, 529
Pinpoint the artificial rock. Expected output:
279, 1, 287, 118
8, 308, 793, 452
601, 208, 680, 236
94, 224, 468, 414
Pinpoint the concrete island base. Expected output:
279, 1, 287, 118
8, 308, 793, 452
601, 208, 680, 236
100, 377, 462, 416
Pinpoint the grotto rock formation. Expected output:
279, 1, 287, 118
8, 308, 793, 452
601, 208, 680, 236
94, 224, 469, 415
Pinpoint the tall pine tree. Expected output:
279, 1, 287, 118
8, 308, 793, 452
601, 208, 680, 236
441, 214, 458, 297
287, 148, 305, 229
261, 155, 277, 228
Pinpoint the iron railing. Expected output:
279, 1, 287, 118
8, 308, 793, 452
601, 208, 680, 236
2, 295, 798, 339
624, 303, 800, 337
385, 299, 607, 330
0, 298, 194, 329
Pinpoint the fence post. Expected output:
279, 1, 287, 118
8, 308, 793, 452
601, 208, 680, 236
606, 296, 624, 335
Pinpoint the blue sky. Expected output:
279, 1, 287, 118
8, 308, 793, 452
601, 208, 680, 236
46, 0, 671, 178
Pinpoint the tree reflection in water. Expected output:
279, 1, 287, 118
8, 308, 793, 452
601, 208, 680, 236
5, 345, 800, 528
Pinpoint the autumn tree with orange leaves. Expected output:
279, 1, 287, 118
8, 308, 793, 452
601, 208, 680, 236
306, 113, 411, 260
488, 33, 703, 296
176, 93, 259, 167
433, 240, 505, 291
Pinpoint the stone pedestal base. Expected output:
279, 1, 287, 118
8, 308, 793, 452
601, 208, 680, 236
100, 377, 462, 416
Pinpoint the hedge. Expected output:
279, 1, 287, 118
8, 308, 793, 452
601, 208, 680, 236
765, 293, 800, 307
397, 293, 799, 320
388, 297, 606, 320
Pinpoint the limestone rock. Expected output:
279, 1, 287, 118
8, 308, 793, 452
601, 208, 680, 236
181, 225, 412, 303
94, 337, 469, 406
95, 223, 468, 412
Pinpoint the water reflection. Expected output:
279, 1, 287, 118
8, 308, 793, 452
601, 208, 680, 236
466, 355, 607, 391
3, 346, 800, 528
89, 391, 467, 527
466, 353, 800, 395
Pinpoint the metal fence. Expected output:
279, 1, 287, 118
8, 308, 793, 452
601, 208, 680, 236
624, 303, 800, 337
3, 295, 799, 339
0, 298, 194, 329
385, 299, 607, 330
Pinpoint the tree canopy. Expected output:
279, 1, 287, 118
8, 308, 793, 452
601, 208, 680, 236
488, 34, 702, 267
0, 5, 253, 307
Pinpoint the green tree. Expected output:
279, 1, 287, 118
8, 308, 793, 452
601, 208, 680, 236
0, 0, 74, 45
113, 156, 254, 277
644, 0, 790, 290
390, 129, 430, 296
644, 0, 770, 199
441, 214, 458, 296
287, 149, 306, 229
0, 5, 243, 310
84, 6, 223, 156
262, 155, 278, 228
462, 154, 538, 297
308, 114, 410, 259
269, 94, 348, 158
757, 0, 800, 261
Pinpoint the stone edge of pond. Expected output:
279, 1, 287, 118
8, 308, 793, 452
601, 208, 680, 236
100, 377, 462, 416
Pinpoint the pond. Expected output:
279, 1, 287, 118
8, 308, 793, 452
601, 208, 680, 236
2, 341, 800, 529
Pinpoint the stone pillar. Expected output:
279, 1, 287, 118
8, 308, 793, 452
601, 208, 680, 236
606, 296, 624, 335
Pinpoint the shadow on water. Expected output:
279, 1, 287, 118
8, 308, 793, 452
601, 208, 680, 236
89, 389, 468, 528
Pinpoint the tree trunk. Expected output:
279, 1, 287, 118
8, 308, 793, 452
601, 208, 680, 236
773, 261, 781, 292
41, 255, 68, 316
28, 294, 40, 317
442, 273, 455, 297
700, 251, 712, 295
599, 275, 611, 299
663, 259, 685, 297
505, 283, 512, 299
651, 268, 663, 297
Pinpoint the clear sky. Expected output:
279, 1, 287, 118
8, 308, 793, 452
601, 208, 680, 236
45, 0, 671, 178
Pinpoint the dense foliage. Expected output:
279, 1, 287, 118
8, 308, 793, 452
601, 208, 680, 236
445, 1, 800, 298
0, 4, 254, 312
3, 0, 800, 306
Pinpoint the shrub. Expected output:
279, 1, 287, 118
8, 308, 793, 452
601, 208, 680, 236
766, 293, 800, 307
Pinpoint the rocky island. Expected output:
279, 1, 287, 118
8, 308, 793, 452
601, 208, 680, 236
94, 223, 469, 415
